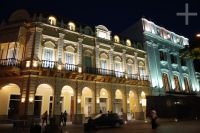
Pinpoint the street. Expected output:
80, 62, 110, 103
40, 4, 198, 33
1, 119, 200, 133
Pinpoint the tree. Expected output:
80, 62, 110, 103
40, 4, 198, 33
180, 34, 200, 72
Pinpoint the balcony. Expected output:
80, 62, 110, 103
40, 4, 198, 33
85, 67, 149, 80
85, 67, 125, 78
0, 58, 21, 76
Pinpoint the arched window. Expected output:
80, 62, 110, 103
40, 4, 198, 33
48, 16, 56, 25
138, 61, 145, 80
126, 39, 131, 46
162, 73, 170, 92
100, 53, 108, 75
65, 46, 75, 70
68, 22, 76, 31
174, 75, 180, 92
184, 77, 190, 92
114, 35, 120, 43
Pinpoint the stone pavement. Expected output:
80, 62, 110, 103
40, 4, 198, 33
1, 119, 200, 133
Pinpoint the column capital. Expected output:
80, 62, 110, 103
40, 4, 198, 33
35, 27, 43, 32
123, 49, 126, 54
59, 33, 65, 39
78, 37, 83, 43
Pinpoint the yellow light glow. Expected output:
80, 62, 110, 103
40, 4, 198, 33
21, 97, 25, 103
26, 61, 31, 67
96, 98, 100, 103
141, 91, 145, 98
141, 99, 146, 106
29, 97, 34, 103
77, 97, 81, 103
33, 61, 38, 67
78, 67, 82, 73
127, 99, 130, 104
196, 33, 200, 37
57, 65, 62, 70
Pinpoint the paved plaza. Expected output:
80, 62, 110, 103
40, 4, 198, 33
0, 119, 200, 133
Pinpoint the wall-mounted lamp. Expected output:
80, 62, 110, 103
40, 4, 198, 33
32, 60, 38, 67
57, 65, 62, 70
78, 98, 81, 103
21, 97, 25, 103
141, 99, 146, 107
96, 98, 100, 104
26, 61, 31, 67
78, 67, 82, 73
29, 97, 34, 103
127, 99, 130, 104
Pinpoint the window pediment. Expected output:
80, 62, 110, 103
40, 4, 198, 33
65, 46, 75, 52
44, 41, 56, 48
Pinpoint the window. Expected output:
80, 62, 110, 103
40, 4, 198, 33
100, 60, 107, 75
184, 77, 190, 92
68, 22, 76, 31
114, 35, 120, 43
174, 75, 180, 92
43, 48, 54, 68
84, 56, 92, 68
8, 48, 15, 59
181, 58, 186, 66
139, 61, 145, 79
127, 64, 132, 75
126, 39, 131, 46
48, 16, 56, 25
65, 52, 74, 70
115, 62, 121, 77
162, 73, 170, 92
171, 54, 177, 64
159, 51, 167, 61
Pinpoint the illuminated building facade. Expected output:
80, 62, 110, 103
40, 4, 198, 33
0, 10, 150, 123
122, 18, 200, 118
0, 10, 199, 123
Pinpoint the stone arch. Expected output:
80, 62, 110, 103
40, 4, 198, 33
99, 88, 109, 113
61, 85, 74, 119
0, 83, 21, 118
35, 84, 54, 116
82, 87, 93, 117
114, 89, 123, 114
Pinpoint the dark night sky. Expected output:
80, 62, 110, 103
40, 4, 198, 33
0, 0, 199, 71
0, 0, 200, 39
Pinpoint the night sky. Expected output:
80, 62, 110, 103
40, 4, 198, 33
0, 0, 200, 39
0, 0, 199, 71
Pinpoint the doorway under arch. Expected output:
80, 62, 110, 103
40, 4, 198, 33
82, 87, 93, 117
34, 84, 53, 118
60, 86, 74, 121
99, 88, 109, 113
0, 83, 21, 119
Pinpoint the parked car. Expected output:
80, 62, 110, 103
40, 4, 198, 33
84, 113, 124, 131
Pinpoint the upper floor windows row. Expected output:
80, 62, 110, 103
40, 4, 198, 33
48, 16, 76, 31
159, 51, 178, 64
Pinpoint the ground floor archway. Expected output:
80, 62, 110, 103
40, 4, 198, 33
0, 83, 21, 119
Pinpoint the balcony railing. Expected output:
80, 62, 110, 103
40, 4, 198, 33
85, 67, 149, 80
64, 63, 78, 71
41, 60, 78, 71
41, 60, 57, 69
0, 58, 21, 67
